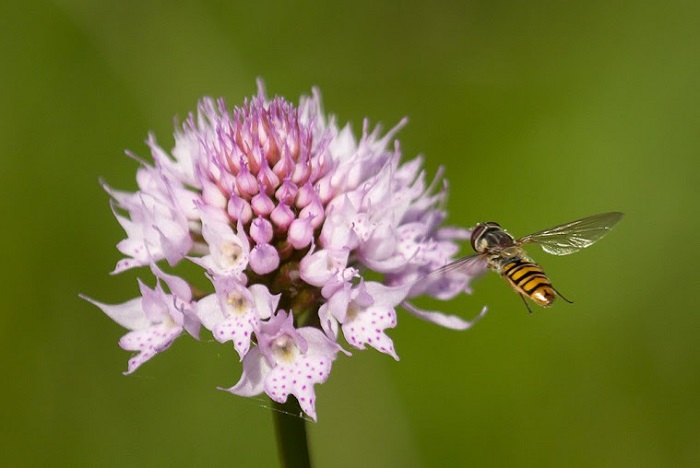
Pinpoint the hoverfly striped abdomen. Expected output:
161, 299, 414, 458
499, 258, 556, 307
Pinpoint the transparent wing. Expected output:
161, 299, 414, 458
425, 253, 488, 279
518, 212, 624, 256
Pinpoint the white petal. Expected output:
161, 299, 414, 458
249, 284, 279, 320
402, 302, 488, 331
81, 295, 148, 331
195, 294, 225, 331
225, 347, 270, 397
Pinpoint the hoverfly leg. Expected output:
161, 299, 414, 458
519, 294, 533, 314
553, 287, 573, 304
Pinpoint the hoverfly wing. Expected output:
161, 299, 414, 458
518, 212, 623, 256
426, 253, 488, 279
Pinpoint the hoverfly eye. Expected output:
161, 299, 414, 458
470, 224, 487, 252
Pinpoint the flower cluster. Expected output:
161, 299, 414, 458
83, 82, 485, 420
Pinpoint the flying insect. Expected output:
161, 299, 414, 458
432, 212, 624, 312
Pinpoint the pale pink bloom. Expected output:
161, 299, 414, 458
196, 279, 278, 359
85, 81, 484, 420
224, 311, 341, 421
81, 264, 200, 374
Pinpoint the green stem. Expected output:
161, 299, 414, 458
272, 397, 312, 468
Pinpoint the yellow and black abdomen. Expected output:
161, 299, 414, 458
500, 258, 556, 307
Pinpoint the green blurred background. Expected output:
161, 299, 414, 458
2, 0, 699, 466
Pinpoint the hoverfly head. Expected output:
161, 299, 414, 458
470, 221, 501, 253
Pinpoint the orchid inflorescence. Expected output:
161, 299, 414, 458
83, 81, 484, 421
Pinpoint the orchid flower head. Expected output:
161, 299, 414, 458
83, 81, 484, 420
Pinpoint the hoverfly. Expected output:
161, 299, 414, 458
432, 212, 623, 312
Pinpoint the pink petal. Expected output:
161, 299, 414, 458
249, 243, 280, 275
119, 323, 182, 374
342, 304, 399, 360
263, 355, 331, 422
213, 316, 256, 359
287, 216, 314, 249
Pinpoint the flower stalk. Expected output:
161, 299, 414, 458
272, 397, 312, 468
